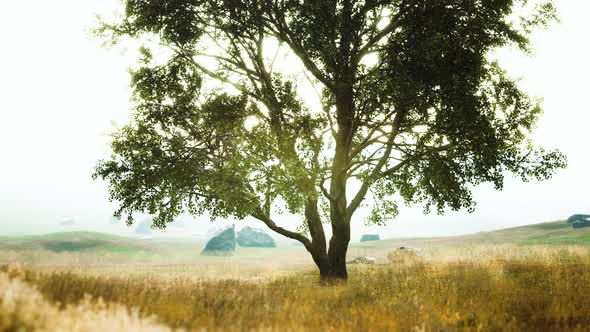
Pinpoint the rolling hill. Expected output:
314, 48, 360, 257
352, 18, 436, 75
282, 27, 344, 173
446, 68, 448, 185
1, 220, 588, 256
0, 220, 588, 278
353, 220, 590, 250
0, 231, 152, 253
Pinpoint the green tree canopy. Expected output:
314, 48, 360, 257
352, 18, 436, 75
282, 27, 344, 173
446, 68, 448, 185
94, 0, 566, 281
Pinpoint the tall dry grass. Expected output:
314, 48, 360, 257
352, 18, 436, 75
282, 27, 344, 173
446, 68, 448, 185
2, 245, 590, 331
0, 265, 174, 332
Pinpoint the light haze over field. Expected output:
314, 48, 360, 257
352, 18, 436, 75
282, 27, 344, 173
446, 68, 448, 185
0, 0, 589, 238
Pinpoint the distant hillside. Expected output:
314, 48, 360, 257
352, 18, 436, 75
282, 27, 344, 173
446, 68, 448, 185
1, 221, 588, 257
354, 221, 590, 249
456, 221, 590, 246
0, 231, 152, 253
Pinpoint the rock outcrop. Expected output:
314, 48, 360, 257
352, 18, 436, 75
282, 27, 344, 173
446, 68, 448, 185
387, 247, 423, 264
201, 225, 236, 255
237, 227, 276, 248
347, 256, 376, 265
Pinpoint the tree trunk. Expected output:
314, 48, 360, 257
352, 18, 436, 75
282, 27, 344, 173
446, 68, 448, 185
323, 249, 349, 283
319, 266, 347, 285
304, 217, 350, 284
322, 73, 354, 284
316, 219, 350, 284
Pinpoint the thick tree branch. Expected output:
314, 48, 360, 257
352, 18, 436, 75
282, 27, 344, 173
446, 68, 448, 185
319, 181, 335, 202
252, 208, 312, 248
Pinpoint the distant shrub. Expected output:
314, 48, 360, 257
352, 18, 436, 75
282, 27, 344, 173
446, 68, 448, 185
567, 214, 590, 223
387, 248, 423, 265
572, 220, 590, 229
237, 227, 276, 248
360, 234, 380, 242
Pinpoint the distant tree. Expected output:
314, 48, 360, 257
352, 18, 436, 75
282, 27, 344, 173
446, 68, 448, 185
134, 218, 153, 235
94, 0, 566, 282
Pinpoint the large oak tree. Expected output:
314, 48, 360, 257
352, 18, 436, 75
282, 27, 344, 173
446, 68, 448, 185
95, 0, 566, 281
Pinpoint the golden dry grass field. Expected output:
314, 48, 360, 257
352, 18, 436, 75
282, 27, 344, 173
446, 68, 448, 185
1, 221, 590, 331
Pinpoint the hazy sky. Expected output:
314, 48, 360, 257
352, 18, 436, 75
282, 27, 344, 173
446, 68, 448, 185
0, 0, 589, 239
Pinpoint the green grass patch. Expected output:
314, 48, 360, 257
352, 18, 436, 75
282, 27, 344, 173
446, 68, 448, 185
41, 232, 128, 241
40, 241, 143, 253
522, 231, 590, 246
42, 240, 107, 252
0, 232, 150, 254
527, 222, 571, 231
